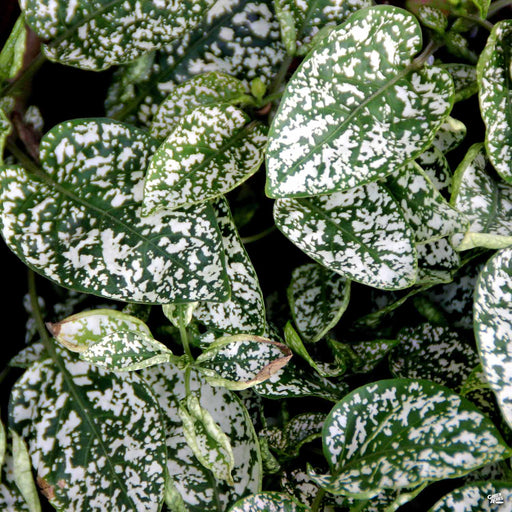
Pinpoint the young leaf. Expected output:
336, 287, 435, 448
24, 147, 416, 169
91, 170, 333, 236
10, 430, 41, 512
143, 105, 267, 213
432, 116, 467, 154
0, 107, 12, 166
429, 481, 512, 511
162, 302, 198, 329
274, 183, 417, 290
141, 363, 262, 511
474, 247, 512, 430
415, 146, 452, 194
287, 263, 350, 343
20, 0, 215, 70
0, 443, 31, 511
194, 198, 267, 335
275, 0, 372, 56
451, 143, 512, 250
150, 72, 251, 140
0, 119, 229, 304
179, 394, 235, 485
9, 356, 167, 511
461, 364, 490, 396
389, 323, 479, 392
416, 237, 461, 285
47, 308, 152, 352
80, 330, 173, 372
385, 163, 465, 243
477, 20, 512, 183
417, 6, 448, 33
196, 334, 292, 390
266, 5, 454, 198
0, 15, 26, 82
228, 492, 308, 511
106, 0, 285, 124
441, 63, 477, 102
310, 379, 511, 498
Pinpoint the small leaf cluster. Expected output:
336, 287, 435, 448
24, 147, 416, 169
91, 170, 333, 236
1, 0, 512, 511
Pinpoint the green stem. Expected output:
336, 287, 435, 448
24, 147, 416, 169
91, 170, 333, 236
0, 52, 46, 98
488, 0, 512, 18
178, 310, 193, 361
458, 14, 494, 31
411, 39, 442, 70
241, 225, 276, 244
267, 54, 293, 98
310, 487, 326, 512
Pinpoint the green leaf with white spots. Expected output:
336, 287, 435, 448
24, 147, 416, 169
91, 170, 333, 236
432, 116, 467, 154
9, 355, 167, 511
194, 198, 266, 335
150, 72, 251, 141
416, 146, 452, 194
163, 302, 198, 329
141, 363, 262, 511
47, 308, 153, 352
0, 119, 229, 304
417, 6, 448, 33
287, 263, 350, 343
265, 5, 454, 198
0, 107, 12, 166
385, 163, 465, 243
0, 441, 31, 511
196, 334, 292, 390
474, 247, 512, 430
229, 492, 308, 512
179, 394, 235, 485
105, 0, 285, 125
389, 323, 479, 392
275, 0, 372, 56
10, 430, 41, 512
254, 360, 346, 401
274, 183, 417, 290
451, 144, 512, 250
310, 379, 512, 498
477, 20, 512, 183
429, 481, 512, 511
416, 238, 461, 285
284, 322, 343, 377
80, 330, 173, 371
441, 64, 477, 102
20, 0, 215, 71
461, 364, 490, 395
143, 105, 267, 214
0, 15, 26, 82
9, 342, 46, 369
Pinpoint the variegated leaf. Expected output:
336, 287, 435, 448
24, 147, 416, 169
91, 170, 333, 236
228, 492, 308, 511
162, 302, 198, 329
287, 263, 350, 343
20, 0, 215, 70
477, 20, 512, 183
80, 330, 173, 371
47, 309, 152, 352
0, 120, 229, 303
310, 379, 511, 498
9, 342, 46, 369
0, 106, 12, 166
254, 360, 345, 401
0, 440, 31, 511
274, 183, 417, 290
416, 237, 460, 285
284, 322, 343, 377
451, 144, 512, 250
441, 63, 477, 102
106, 0, 285, 124
429, 481, 512, 511
9, 355, 167, 511
150, 72, 251, 140
194, 198, 266, 335
196, 334, 292, 390
415, 146, 452, 194
431, 116, 467, 154
474, 248, 512, 429
179, 394, 235, 485
143, 105, 267, 213
275, 0, 372, 56
461, 364, 490, 396
141, 363, 261, 511
385, 163, 465, 243
266, 5, 454, 198
0, 15, 26, 82
417, 6, 448, 33
390, 323, 479, 392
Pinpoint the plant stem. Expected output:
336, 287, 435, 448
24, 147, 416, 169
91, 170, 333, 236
0, 52, 46, 98
267, 54, 294, 98
411, 39, 442, 70
488, 0, 512, 18
241, 225, 276, 244
178, 310, 193, 361
310, 487, 326, 512
458, 14, 494, 31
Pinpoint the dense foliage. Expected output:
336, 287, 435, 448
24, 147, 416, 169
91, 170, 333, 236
1, 0, 512, 511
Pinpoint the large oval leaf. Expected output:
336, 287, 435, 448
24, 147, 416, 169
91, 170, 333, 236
477, 20, 512, 183
141, 363, 262, 511
0, 119, 229, 304
142, 105, 267, 214
20, 0, 215, 70
9, 355, 167, 511
310, 379, 511, 498
274, 182, 417, 290
474, 247, 512, 429
106, 0, 285, 124
266, 5, 454, 198
228, 492, 308, 511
